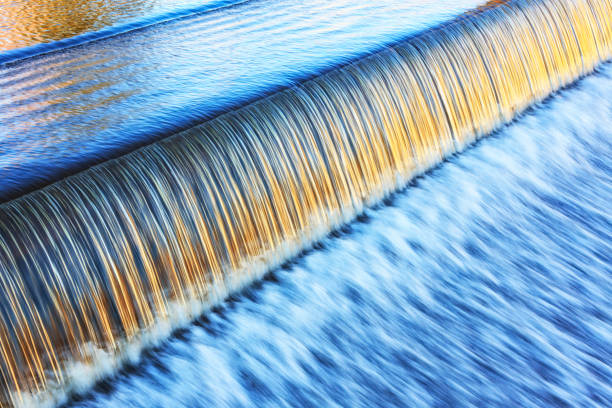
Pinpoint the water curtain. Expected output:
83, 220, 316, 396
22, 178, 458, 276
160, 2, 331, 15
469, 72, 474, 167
0, 0, 610, 405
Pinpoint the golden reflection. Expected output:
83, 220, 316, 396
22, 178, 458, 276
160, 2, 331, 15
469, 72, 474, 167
0, 0, 610, 406
0, 0, 154, 51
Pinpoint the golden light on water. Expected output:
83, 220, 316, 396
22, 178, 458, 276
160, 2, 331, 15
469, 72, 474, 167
0, 0, 158, 51
0, 0, 610, 405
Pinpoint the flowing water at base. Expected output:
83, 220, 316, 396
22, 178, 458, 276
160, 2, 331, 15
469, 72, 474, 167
0, 0, 610, 405
67, 63, 612, 408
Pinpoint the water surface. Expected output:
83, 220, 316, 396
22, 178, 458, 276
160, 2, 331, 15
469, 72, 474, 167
0, 0, 484, 201
66, 63, 612, 408
0, 0, 228, 51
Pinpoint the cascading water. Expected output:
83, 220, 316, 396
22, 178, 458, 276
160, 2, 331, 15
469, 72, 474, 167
0, 0, 610, 405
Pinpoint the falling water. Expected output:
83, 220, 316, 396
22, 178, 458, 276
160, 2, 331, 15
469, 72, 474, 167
0, 0, 610, 405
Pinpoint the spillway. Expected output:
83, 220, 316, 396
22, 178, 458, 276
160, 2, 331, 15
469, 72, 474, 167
0, 0, 610, 406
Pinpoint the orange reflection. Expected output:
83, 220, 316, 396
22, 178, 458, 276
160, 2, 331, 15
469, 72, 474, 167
0, 0, 154, 51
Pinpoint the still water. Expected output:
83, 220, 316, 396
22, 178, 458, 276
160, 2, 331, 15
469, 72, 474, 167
64, 63, 612, 408
0, 0, 484, 201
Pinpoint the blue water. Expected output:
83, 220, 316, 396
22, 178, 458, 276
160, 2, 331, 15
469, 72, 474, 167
0, 0, 236, 56
0, 0, 483, 201
64, 64, 612, 408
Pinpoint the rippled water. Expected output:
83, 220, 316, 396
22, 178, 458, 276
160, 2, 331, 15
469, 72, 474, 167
0, 0, 483, 201
64, 64, 612, 408
0, 0, 226, 51
1, 1, 610, 406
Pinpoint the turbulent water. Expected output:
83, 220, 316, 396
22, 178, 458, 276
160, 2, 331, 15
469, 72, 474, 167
0, 0, 610, 406
67, 62, 612, 408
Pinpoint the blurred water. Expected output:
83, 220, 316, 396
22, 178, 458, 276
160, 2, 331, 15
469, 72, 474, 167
65, 63, 612, 408
0, 0, 484, 201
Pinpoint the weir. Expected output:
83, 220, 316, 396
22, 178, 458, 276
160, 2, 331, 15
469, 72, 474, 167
0, 0, 610, 405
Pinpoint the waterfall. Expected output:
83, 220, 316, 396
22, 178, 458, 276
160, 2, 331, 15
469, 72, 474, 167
0, 0, 610, 405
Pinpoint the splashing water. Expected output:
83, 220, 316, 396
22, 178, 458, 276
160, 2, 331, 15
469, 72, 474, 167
0, 0, 610, 405
67, 61, 612, 408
